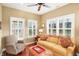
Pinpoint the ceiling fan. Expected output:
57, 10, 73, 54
27, 3, 50, 11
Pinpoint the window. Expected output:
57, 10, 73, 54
47, 14, 75, 38
27, 20, 37, 38
10, 17, 25, 40
47, 19, 57, 35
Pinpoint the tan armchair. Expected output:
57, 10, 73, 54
2, 35, 25, 55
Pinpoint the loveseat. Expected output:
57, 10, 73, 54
36, 35, 75, 56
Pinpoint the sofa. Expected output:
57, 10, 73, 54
36, 35, 75, 56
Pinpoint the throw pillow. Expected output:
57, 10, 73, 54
58, 36, 73, 48
47, 35, 59, 44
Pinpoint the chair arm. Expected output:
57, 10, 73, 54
16, 43, 25, 53
6, 45, 17, 55
67, 45, 75, 56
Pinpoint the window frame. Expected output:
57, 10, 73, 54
46, 13, 75, 38
27, 20, 37, 38
10, 17, 25, 40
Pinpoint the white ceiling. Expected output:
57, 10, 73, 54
1, 3, 68, 15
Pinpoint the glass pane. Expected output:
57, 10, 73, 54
19, 29, 23, 37
33, 25, 35, 28
12, 21, 17, 28
49, 24, 51, 28
65, 22, 71, 28
29, 22, 32, 28
29, 29, 32, 36
52, 23, 53, 28
59, 22, 63, 28
49, 29, 51, 34
16, 29, 18, 36
12, 29, 18, 36
33, 29, 36, 35
53, 23, 56, 28
19, 21, 22, 27
65, 18, 71, 28
51, 23, 56, 28
59, 19, 63, 28
65, 30, 71, 37
53, 29, 56, 35
12, 29, 15, 35
59, 29, 63, 35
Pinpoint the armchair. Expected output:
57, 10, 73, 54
2, 35, 25, 55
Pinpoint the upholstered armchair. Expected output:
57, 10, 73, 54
2, 35, 25, 55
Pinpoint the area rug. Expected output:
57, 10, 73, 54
17, 47, 30, 56
17, 45, 34, 56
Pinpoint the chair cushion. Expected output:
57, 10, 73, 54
16, 43, 25, 53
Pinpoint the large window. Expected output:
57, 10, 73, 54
47, 14, 75, 38
27, 20, 37, 38
10, 17, 25, 40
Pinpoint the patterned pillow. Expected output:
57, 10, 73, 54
58, 36, 73, 48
